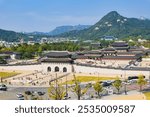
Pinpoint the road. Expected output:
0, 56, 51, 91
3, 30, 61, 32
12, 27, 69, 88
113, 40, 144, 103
0, 82, 149, 100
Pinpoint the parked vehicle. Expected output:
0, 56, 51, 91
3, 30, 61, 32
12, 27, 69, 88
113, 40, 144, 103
0, 84, 7, 91
102, 82, 112, 87
37, 91, 45, 96
16, 93, 24, 100
25, 91, 32, 95
128, 75, 145, 80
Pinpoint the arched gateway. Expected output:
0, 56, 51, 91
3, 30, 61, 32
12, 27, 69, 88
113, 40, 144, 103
47, 67, 51, 72
63, 67, 67, 72
55, 66, 59, 72
41, 51, 73, 73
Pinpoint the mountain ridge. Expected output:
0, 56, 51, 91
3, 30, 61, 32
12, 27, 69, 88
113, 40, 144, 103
25, 25, 91, 36
59, 11, 150, 40
1, 11, 150, 42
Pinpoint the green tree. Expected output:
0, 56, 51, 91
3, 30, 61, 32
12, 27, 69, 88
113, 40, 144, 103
22, 52, 33, 59
93, 82, 103, 98
38, 46, 43, 56
137, 75, 147, 92
113, 79, 122, 94
0, 57, 7, 64
48, 80, 66, 100
71, 75, 89, 100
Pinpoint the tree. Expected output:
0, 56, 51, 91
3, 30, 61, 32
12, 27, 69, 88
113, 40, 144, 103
48, 80, 66, 100
22, 52, 33, 59
113, 79, 122, 94
137, 75, 147, 92
38, 46, 43, 56
71, 75, 89, 100
93, 82, 103, 98
0, 57, 7, 64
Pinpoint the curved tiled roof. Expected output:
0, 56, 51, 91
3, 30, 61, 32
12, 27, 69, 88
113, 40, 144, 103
111, 42, 129, 47
43, 51, 71, 58
40, 58, 73, 63
102, 47, 116, 51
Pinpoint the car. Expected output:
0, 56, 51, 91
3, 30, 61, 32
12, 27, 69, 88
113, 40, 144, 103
37, 91, 45, 96
122, 80, 131, 85
129, 79, 137, 84
128, 75, 145, 80
63, 96, 71, 100
25, 91, 32, 95
145, 79, 150, 83
0, 84, 7, 91
16, 93, 24, 100
102, 82, 112, 87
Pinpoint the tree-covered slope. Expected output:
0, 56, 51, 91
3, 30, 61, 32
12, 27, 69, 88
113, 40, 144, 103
59, 11, 150, 40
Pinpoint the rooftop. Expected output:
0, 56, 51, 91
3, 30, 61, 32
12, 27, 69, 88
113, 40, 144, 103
111, 41, 129, 47
43, 51, 71, 58
40, 58, 73, 63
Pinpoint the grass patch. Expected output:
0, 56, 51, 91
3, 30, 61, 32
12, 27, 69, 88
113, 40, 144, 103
143, 92, 150, 100
63, 76, 118, 85
0, 72, 19, 79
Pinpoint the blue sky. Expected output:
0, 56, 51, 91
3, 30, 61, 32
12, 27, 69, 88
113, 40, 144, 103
0, 0, 150, 32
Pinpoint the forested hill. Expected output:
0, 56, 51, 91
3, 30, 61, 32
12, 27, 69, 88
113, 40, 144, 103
0, 29, 50, 42
59, 11, 150, 40
1, 11, 150, 42
0, 29, 27, 42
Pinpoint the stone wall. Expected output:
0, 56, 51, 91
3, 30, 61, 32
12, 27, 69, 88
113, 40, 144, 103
0, 63, 149, 78
74, 64, 150, 78
41, 63, 72, 73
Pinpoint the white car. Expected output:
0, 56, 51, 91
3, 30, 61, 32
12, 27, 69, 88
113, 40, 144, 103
0, 84, 7, 91
16, 93, 24, 100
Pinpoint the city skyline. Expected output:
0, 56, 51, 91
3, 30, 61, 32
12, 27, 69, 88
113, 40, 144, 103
0, 0, 150, 32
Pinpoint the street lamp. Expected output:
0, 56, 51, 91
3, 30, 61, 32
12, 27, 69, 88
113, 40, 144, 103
55, 73, 58, 100
49, 75, 52, 85
124, 69, 127, 95
65, 75, 68, 98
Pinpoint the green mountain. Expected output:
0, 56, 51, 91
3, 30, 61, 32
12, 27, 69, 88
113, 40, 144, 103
59, 11, 150, 40
0, 29, 27, 42
0, 29, 50, 42
1, 11, 150, 42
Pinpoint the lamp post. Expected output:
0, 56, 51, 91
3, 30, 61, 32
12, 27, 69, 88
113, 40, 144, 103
55, 73, 58, 100
65, 75, 68, 98
49, 75, 51, 85
124, 69, 127, 95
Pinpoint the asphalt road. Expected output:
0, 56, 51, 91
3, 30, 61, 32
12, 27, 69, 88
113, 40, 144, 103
0, 83, 149, 100
0, 87, 49, 100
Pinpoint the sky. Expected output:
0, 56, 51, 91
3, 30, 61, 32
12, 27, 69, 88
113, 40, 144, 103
0, 0, 150, 32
